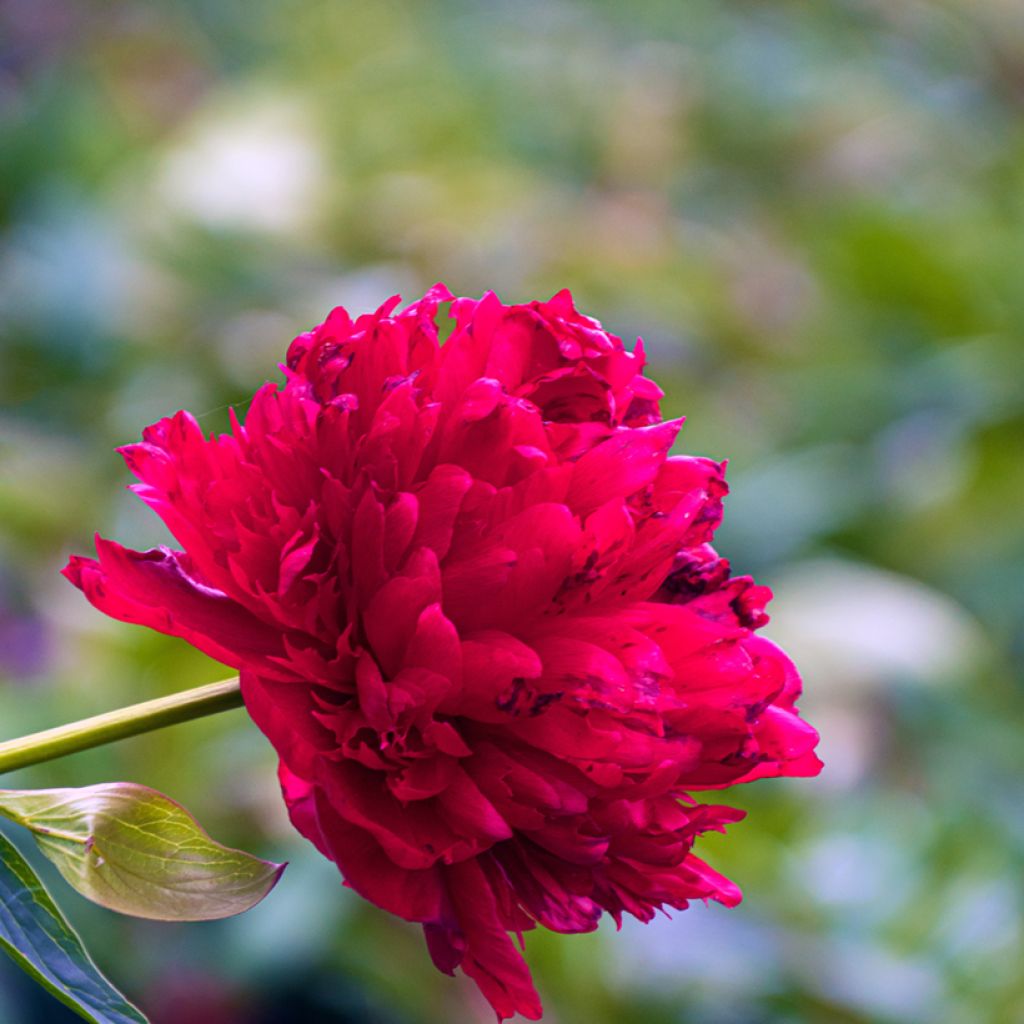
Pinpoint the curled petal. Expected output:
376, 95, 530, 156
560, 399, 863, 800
64, 541, 283, 671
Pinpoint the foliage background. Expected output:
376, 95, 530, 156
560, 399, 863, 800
1, 1, 1022, 1021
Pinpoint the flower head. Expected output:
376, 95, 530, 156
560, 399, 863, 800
65, 286, 821, 1020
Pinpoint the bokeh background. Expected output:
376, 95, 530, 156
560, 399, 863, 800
2, 1, 1023, 1021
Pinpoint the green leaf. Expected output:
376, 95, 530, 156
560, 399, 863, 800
0, 784, 285, 922
0, 828, 148, 1024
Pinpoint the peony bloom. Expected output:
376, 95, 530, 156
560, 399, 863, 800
65, 286, 821, 1020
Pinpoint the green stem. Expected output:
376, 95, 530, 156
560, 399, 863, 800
0, 678, 244, 776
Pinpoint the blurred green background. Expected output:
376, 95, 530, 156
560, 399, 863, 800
1, 1, 1023, 1021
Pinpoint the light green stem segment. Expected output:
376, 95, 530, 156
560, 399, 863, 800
0, 678, 243, 776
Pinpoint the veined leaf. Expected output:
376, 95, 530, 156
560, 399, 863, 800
0, 784, 285, 922
0, 828, 148, 1024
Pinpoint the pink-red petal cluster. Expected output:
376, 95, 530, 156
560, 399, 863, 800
65, 286, 821, 1020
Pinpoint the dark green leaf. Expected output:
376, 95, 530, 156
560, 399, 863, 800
0, 828, 148, 1024
0, 784, 285, 922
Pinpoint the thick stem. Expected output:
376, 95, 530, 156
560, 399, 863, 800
0, 678, 244, 776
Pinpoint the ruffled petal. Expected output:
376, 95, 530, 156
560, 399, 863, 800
65, 285, 820, 1023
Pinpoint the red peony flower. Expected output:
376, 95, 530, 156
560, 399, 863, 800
65, 286, 821, 1020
